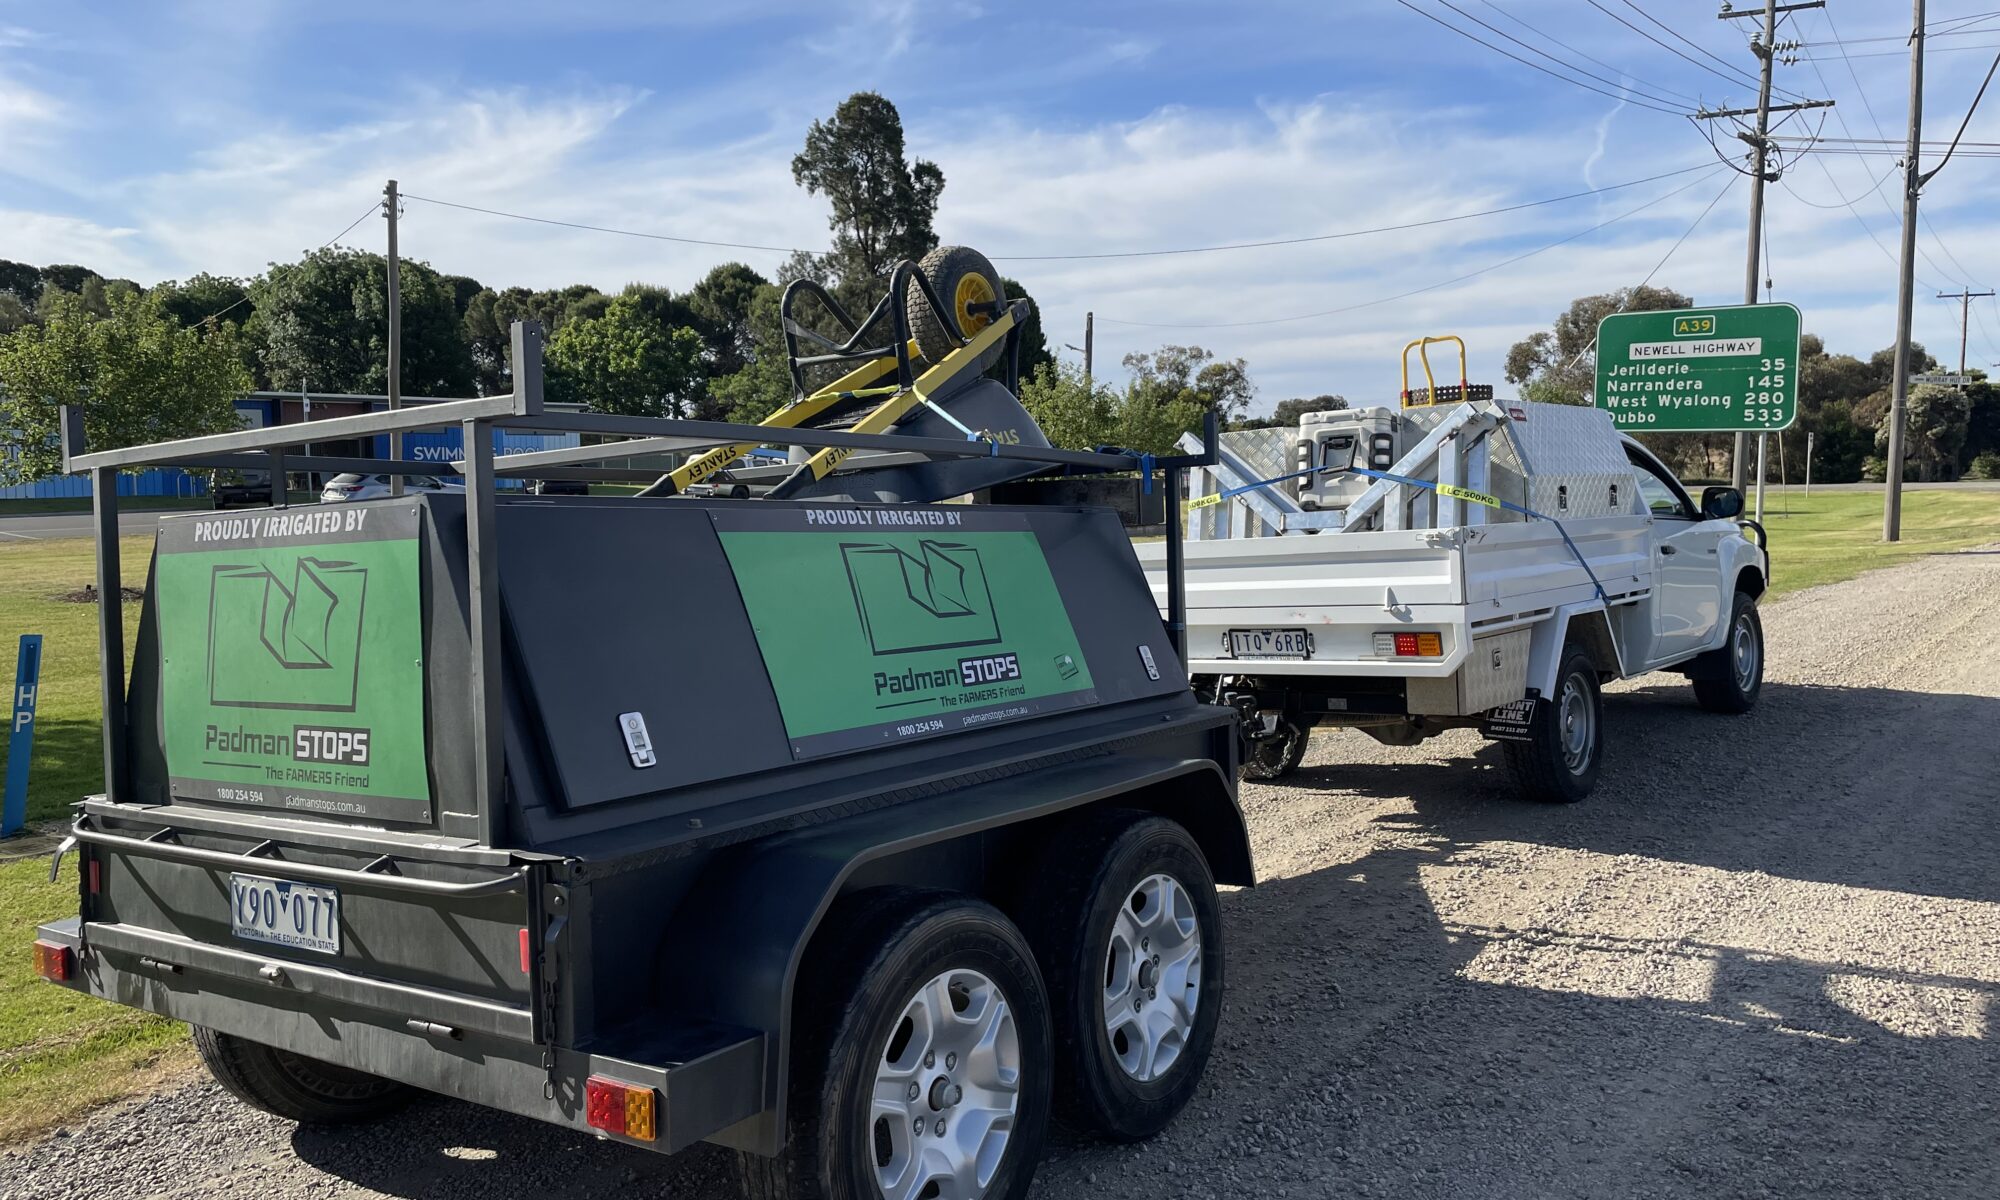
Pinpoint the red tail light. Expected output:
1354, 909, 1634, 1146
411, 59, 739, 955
33, 939, 74, 982
585, 1076, 657, 1141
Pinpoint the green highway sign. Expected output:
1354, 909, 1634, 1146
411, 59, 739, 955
1594, 302, 1801, 432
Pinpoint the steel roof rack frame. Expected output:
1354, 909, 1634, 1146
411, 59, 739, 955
59, 320, 1216, 843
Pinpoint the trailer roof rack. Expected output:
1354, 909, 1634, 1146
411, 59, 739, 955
59, 316, 1216, 833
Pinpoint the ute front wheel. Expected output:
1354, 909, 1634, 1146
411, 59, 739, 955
1693, 591, 1764, 714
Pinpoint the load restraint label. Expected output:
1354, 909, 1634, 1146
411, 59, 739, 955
711, 506, 1098, 759
154, 504, 431, 823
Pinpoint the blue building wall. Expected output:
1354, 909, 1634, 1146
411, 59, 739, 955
0, 396, 278, 501
388, 427, 581, 489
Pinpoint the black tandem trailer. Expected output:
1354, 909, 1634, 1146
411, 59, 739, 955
34, 256, 1249, 1200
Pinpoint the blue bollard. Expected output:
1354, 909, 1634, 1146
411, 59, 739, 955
3, 633, 42, 838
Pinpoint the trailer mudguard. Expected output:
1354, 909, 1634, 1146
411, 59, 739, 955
648, 751, 1244, 1156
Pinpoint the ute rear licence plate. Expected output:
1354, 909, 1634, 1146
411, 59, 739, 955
229, 873, 341, 955
1227, 628, 1311, 659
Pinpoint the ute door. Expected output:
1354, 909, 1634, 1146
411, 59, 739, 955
1627, 444, 1724, 665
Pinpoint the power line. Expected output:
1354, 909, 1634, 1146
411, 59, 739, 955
1096, 166, 1729, 330
401, 192, 805, 254
1775, 158, 1898, 206
1581, 0, 1784, 101
196, 200, 381, 327
1800, 42, 2000, 61
406, 162, 1721, 265
1921, 46, 2000, 182
1426, 0, 1694, 109
1392, 0, 1687, 114
1621, 0, 1795, 93
991, 162, 1721, 260
1798, 7, 1974, 289
1560, 169, 1742, 371
1474, 0, 1704, 103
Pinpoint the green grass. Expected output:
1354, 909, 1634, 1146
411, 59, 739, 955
0, 534, 186, 1142
0, 535, 150, 825
0, 857, 191, 1142
1755, 490, 2000, 599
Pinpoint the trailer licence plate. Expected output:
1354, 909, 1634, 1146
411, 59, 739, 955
229, 874, 341, 955
1227, 628, 1311, 659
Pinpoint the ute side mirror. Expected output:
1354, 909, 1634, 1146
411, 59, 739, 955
1701, 486, 1744, 520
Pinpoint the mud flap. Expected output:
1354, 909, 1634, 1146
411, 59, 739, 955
1480, 691, 1540, 743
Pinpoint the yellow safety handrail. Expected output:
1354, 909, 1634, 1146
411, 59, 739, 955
1399, 335, 1469, 407
664, 341, 918, 493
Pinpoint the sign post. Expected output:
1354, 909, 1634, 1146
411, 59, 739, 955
1595, 302, 1801, 516
3, 633, 42, 838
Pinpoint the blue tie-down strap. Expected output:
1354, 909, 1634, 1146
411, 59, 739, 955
1140, 453, 1155, 495
1345, 467, 1608, 604
1187, 461, 1609, 605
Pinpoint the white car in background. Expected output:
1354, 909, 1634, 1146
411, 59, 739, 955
318, 472, 465, 503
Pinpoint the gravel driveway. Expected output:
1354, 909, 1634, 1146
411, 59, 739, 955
7, 549, 1998, 1200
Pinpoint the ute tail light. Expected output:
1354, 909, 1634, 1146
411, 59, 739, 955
33, 939, 74, 982
585, 1076, 657, 1142
1378, 631, 1444, 657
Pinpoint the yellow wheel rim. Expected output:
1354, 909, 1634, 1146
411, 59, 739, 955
953, 273, 997, 338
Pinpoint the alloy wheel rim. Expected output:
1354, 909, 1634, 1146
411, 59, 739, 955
1102, 872, 1203, 1082
869, 969, 1020, 1200
1559, 672, 1595, 775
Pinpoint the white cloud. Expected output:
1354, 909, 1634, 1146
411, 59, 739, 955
5, 38, 1998, 408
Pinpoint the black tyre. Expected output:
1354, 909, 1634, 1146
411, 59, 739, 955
1693, 591, 1764, 714
191, 1026, 411, 1124
1017, 811, 1223, 1142
1240, 720, 1308, 780
739, 889, 1052, 1200
909, 245, 1008, 373
1502, 645, 1603, 804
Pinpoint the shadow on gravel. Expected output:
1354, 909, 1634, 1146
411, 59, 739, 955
1185, 792, 2000, 1198
289, 1096, 738, 1198
286, 680, 2000, 1199
1300, 682, 2000, 904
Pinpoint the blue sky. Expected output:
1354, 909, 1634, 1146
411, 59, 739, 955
4, 1, 1999, 410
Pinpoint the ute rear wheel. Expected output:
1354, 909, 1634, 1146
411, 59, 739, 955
910, 246, 1008, 373
739, 889, 1052, 1200
192, 1026, 411, 1124
1018, 811, 1223, 1142
1503, 645, 1603, 804
1241, 720, 1308, 780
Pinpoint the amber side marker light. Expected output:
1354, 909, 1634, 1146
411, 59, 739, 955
584, 1076, 657, 1141
33, 939, 74, 983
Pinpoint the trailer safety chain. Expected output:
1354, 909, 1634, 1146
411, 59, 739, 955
1189, 463, 1609, 603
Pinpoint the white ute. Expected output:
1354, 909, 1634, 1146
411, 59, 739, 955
1137, 397, 1769, 802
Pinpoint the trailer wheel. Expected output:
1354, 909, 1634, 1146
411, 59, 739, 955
1503, 645, 1602, 804
1018, 811, 1222, 1142
909, 246, 1008, 373
740, 889, 1052, 1200
1240, 720, 1308, 780
191, 1026, 410, 1124
1693, 591, 1763, 714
